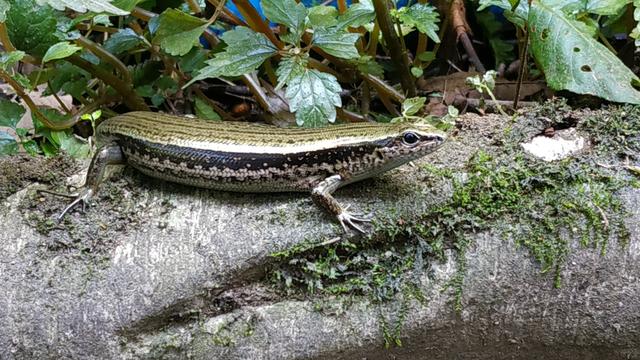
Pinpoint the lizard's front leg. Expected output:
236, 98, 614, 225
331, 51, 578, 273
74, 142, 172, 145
58, 143, 124, 220
311, 175, 371, 233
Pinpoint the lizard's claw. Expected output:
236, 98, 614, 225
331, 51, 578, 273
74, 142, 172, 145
337, 210, 372, 234
57, 188, 94, 222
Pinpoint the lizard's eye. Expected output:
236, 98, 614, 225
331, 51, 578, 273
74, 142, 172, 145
402, 131, 419, 146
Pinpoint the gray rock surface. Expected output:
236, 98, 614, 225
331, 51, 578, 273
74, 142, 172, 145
0, 113, 638, 359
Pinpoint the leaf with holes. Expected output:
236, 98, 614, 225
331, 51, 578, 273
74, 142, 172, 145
36, 0, 128, 14
529, 0, 640, 104
285, 68, 342, 126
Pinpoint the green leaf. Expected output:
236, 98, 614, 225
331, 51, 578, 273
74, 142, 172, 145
22, 139, 41, 156
186, 27, 277, 86
411, 66, 423, 78
104, 28, 145, 54
0, 99, 26, 128
194, 97, 222, 120
476, 10, 515, 67
351, 55, 384, 77
54, 131, 91, 158
395, 3, 440, 43
285, 68, 342, 126
417, 51, 436, 62
276, 54, 308, 89
308, 5, 338, 27
42, 41, 82, 63
154, 8, 208, 56
35, 0, 128, 15
529, 0, 640, 104
0, 131, 18, 156
262, 0, 307, 42
312, 28, 360, 59
0, 0, 9, 22
0, 50, 25, 71
478, 0, 529, 27
632, 0, 640, 47
402, 97, 426, 116
335, 0, 375, 29
111, 0, 142, 11
179, 48, 208, 73
6, 0, 63, 57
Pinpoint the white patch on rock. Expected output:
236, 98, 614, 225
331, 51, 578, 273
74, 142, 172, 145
521, 128, 586, 161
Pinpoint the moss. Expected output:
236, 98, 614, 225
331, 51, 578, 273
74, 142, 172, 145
265, 102, 639, 346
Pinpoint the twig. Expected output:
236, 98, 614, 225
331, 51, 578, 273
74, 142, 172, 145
185, 0, 202, 14
0, 23, 16, 52
337, 108, 368, 122
594, 205, 609, 231
76, 36, 132, 84
371, 0, 416, 97
232, 0, 282, 49
514, 1, 531, 108
47, 80, 72, 114
318, 237, 342, 247
450, 0, 485, 72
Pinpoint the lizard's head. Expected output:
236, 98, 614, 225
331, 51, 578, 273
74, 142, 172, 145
383, 122, 446, 162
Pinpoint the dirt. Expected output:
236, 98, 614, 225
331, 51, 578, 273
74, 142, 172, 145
0, 154, 78, 200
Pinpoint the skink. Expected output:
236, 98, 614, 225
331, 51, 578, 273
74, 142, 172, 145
59, 111, 446, 232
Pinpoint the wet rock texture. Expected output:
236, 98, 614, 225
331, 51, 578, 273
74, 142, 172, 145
0, 112, 638, 359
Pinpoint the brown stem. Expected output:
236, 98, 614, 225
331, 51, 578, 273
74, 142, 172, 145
336, 108, 367, 122
0, 23, 16, 52
76, 36, 132, 84
451, 0, 485, 72
361, 73, 405, 103
48, 80, 72, 114
232, 0, 282, 48
371, 0, 416, 97
458, 32, 485, 72
206, 0, 247, 26
514, 27, 529, 109
337, 0, 347, 13
193, 87, 235, 120
185, 0, 202, 14
67, 55, 149, 111
0, 69, 77, 130
242, 73, 274, 113
131, 7, 155, 21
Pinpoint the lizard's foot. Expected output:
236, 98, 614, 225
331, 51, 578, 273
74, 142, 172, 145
56, 188, 94, 222
337, 208, 372, 234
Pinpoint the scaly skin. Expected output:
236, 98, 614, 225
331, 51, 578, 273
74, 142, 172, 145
60, 111, 446, 233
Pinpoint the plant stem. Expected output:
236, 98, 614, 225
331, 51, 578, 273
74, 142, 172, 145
232, 0, 282, 49
76, 36, 132, 84
0, 23, 16, 51
0, 69, 77, 130
185, 0, 202, 14
371, 0, 416, 97
67, 55, 149, 111
361, 73, 405, 103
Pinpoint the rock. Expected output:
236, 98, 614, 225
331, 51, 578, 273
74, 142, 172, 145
0, 110, 639, 359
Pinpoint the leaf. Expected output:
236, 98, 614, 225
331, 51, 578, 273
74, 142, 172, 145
476, 10, 515, 67
5, 0, 63, 57
632, 0, 640, 47
194, 97, 222, 120
312, 28, 360, 59
0, 0, 9, 22
335, 0, 375, 29
35, 0, 128, 15
0, 99, 26, 128
351, 55, 384, 77
417, 51, 436, 62
261, 0, 307, 42
0, 131, 18, 156
402, 97, 426, 117
395, 3, 440, 43
154, 9, 208, 56
55, 131, 91, 157
285, 68, 342, 126
103, 28, 145, 54
411, 66, 423, 78
478, 0, 529, 27
308, 5, 338, 27
186, 27, 277, 86
276, 54, 308, 89
42, 41, 82, 63
529, 0, 640, 104
0, 51, 25, 71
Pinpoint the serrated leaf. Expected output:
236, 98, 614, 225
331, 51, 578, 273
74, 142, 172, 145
276, 54, 308, 89
312, 28, 360, 59
335, 0, 375, 29
0, 131, 18, 156
0, 51, 25, 71
154, 8, 208, 56
0, 0, 9, 21
6, 0, 63, 57
42, 41, 82, 63
308, 6, 338, 27
262, 0, 307, 42
35, 0, 128, 15
0, 99, 26, 128
186, 27, 277, 86
104, 28, 145, 54
285, 68, 342, 126
529, 0, 640, 104
402, 97, 426, 116
395, 3, 440, 43
194, 97, 221, 120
